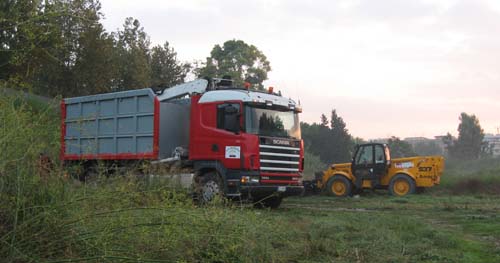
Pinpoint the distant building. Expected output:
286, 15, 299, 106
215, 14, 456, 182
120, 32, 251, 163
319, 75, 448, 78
484, 134, 500, 157
433, 135, 448, 154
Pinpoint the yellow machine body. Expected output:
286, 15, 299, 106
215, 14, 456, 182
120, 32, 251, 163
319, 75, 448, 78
318, 155, 444, 196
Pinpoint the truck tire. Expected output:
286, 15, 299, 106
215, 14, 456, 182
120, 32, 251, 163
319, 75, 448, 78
326, 175, 352, 197
389, 174, 416, 197
194, 171, 224, 204
254, 195, 283, 209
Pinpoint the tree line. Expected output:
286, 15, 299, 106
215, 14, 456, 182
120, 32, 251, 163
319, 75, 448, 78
302, 111, 491, 165
0, 0, 271, 97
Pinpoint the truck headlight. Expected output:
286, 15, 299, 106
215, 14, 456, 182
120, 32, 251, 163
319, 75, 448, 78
241, 176, 260, 184
241, 176, 250, 184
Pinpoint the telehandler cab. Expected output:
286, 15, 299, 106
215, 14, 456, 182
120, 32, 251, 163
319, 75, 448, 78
317, 143, 444, 197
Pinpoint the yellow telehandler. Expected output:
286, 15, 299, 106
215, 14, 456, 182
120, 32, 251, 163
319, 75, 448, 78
317, 143, 444, 197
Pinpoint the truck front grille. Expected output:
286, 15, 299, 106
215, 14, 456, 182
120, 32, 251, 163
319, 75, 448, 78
259, 138, 300, 173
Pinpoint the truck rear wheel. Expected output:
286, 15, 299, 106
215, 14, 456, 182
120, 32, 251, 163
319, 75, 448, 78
389, 174, 416, 197
194, 171, 224, 204
326, 175, 352, 197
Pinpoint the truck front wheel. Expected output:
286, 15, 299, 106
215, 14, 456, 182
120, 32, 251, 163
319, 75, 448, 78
389, 174, 416, 197
195, 171, 224, 204
326, 175, 353, 197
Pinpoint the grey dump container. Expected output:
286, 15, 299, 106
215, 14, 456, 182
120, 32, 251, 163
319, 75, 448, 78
62, 89, 158, 159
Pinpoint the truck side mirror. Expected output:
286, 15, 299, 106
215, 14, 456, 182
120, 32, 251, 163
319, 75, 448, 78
224, 105, 240, 134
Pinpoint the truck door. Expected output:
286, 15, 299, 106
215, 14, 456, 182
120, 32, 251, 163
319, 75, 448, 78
215, 103, 243, 170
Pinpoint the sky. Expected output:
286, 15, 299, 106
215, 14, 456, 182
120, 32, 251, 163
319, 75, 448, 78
99, 0, 500, 139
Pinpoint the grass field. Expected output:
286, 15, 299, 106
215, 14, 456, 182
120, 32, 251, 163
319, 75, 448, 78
281, 193, 500, 262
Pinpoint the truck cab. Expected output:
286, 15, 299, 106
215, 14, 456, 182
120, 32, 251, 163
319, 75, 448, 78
189, 86, 304, 207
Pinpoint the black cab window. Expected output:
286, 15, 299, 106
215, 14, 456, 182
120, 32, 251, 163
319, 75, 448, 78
217, 103, 240, 132
375, 145, 385, 164
356, 145, 373, 165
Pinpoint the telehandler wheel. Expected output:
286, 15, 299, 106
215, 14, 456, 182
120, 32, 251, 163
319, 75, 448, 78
326, 175, 352, 197
389, 174, 416, 197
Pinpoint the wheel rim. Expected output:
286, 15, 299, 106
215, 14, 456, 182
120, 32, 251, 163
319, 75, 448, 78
202, 180, 220, 202
331, 180, 347, 196
393, 179, 410, 196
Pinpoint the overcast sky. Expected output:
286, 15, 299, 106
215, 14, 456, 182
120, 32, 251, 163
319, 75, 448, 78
100, 0, 500, 139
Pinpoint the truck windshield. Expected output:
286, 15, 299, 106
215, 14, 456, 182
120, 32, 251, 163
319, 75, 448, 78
244, 106, 301, 139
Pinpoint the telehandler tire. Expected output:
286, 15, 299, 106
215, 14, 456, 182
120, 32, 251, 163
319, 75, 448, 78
389, 174, 416, 197
326, 175, 353, 197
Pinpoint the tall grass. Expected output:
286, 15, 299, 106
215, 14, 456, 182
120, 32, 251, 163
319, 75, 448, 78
0, 90, 64, 260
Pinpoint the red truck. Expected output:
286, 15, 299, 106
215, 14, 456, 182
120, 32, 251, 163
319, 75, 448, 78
61, 78, 304, 208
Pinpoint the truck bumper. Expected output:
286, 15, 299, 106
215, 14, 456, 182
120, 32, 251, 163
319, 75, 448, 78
240, 185, 304, 198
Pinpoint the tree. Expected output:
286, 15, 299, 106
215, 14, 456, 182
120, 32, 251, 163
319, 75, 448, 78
386, 137, 416, 158
68, 1, 117, 96
149, 41, 190, 90
112, 17, 151, 91
329, 110, 354, 162
0, 0, 51, 88
301, 109, 354, 164
320, 114, 328, 127
1, 2, 189, 97
196, 40, 271, 90
444, 113, 486, 160
1, 0, 118, 97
